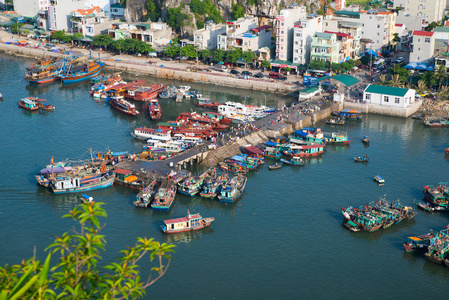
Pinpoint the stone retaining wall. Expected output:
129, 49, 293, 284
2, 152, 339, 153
343, 101, 422, 118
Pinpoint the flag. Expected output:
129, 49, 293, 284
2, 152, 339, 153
50, 156, 54, 165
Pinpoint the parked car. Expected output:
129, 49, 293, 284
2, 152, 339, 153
394, 57, 405, 64
268, 72, 282, 79
242, 71, 253, 76
230, 69, 240, 75
254, 73, 264, 78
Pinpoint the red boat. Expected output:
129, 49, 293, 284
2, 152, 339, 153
148, 98, 161, 120
109, 98, 139, 116
445, 148, 449, 154
18, 97, 39, 111
194, 98, 220, 110
126, 84, 164, 101
177, 112, 228, 130
201, 111, 232, 124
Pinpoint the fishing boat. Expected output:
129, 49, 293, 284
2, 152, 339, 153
159, 86, 177, 99
333, 109, 362, 120
422, 183, 449, 208
268, 163, 282, 170
25, 58, 66, 84
218, 175, 247, 203
178, 168, 216, 197
109, 98, 139, 116
112, 169, 151, 190
201, 111, 232, 124
325, 118, 345, 125
161, 210, 215, 233
445, 147, 449, 154
280, 157, 304, 166
126, 84, 164, 101
151, 180, 177, 211
148, 98, 161, 120
374, 175, 385, 184
50, 171, 114, 194
144, 140, 186, 153
0, 92, 3, 100
80, 194, 94, 203
59, 60, 105, 83
324, 132, 351, 144
282, 144, 325, 158
18, 98, 39, 111
219, 160, 247, 173
362, 136, 370, 144
264, 147, 281, 159
412, 115, 423, 120
403, 232, 437, 252
131, 127, 172, 141
200, 174, 229, 198
424, 229, 449, 264
134, 180, 159, 207
417, 201, 440, 212
423, 119, 448, 127
194, 98, 220, 109
28, 97, 55, 111
342, 219, 361, 232
354, 155, 369, 162
341, 206, 384, 232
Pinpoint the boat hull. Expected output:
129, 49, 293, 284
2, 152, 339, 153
61, 63, 105, 83
52, 177, 113, 194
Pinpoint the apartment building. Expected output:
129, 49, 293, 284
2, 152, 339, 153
217, 16, 257, 51
13, 0, 49, 17
229, 25, 271, 52
129, 22, 172, 46
410, 30, 435, 63
275, 5, 307, 60
71, 6, 114, 36
394, 0, 447, 31
310, 32, 340, 64
292, 15, 323, 65
323, 17, 362, 60
194, 21, 226, 50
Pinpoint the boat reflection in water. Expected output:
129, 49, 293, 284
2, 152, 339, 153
162, 226, 214, 244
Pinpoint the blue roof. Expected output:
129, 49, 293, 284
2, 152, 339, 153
294, 130, 308, 138
265, 141, 278, 146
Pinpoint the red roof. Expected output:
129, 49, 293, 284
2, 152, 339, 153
72, 6, 100, 16
251, 25, 271, 33
164, 214, 201, 224
113, 169, 133, 175
395, 23, 403, 27
324, 31, 350, 38
110, 83, 129, 90
244, 145, 264, 154
293, 144, 324, 149
412, 30, 434, 37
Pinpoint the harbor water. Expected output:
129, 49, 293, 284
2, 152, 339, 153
1, 53, 449, 299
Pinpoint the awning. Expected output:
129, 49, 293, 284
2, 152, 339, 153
415, 63, 429, 70
79, 36, 94, 42
404, 62, 418, 69
317, 74, 359, 86
364, 49, 378, 57
0, 20, 15, 26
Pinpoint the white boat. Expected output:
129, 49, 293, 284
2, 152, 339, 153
131, 127, 172, 141
144, 140, 185, 153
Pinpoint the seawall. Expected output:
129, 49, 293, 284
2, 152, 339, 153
342, 101, 422, 118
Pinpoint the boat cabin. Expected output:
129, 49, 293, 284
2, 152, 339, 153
22, 98, 37, 109
133, 127, 172, 141
163, 213, 202, 231
113, 169, 134, 181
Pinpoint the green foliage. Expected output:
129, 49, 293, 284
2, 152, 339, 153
167, 7, 188, 34
331, 63, 344, 73
388, 64, 410, 82
198, 49, 211, 60
164, 44, 181, 57
92, 34, 113, 50
61, 34, 72, 42
425, 21, 439, 32
135, 40, 155, 54
226, 48, 243, 64
181, 44, 197, 58
145, 0, 162, 22
393, 33, 400, 42
189, 0, 223, 28
260, 59, 271, 69
360, 55, 374, 66
242, 50, 256, 64
0, 202, 174, 299
308, 59, 329, 70
431, 64, 448, 88
73, 32, 83, 40
212, 49, 226, 63
231, 3, 245, 20
51, 30, 66, 41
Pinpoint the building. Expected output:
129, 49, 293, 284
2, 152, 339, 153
275, 5, 307, 60
394, 0, 447, 31
363, 84, 416, 108
108, 22, 135, 39
330, 0, 346, 11
434, 26, 449, 41
394, 23, 409, 51
310, 32, 340, 64
292, 15, 323, 65
410, 30, 435, 63
128, 22, 172, 46
229, 25, 271, 52
217, 16, 257, 51
323, 17, 362, 60
71, 6, 114, 36
193, 21, 226, 50
331, 10, 396, 53
13, 0, 49, 18
110, 2, 124, 19
48, 0, 88, 32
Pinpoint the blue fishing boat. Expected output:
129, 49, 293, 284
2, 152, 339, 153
178, 168, 216, 197
151, 180, 177, 211
264, 147, 282, 159
200, 174, 229, 198
333, 109, 362, 120
280, 157, 304, 166
50, 171, 114, 194
59, 59, 105, 83
218, 175, 247, 203
324, 132, 351, 144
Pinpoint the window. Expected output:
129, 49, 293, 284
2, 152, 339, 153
281, 39, 284, 42
281, 31, 284, 34
365, 93, 371, 100
384, 96, 389, 102
281, 22, 284, 26
377, 25, 380, 28
395, 97, 400, 104
295, 41, 299, 45
425, 38, 430, 43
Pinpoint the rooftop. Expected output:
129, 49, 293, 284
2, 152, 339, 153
333, 10, 360, 18
314, 32, 334, 39
364, 84, 410, 97
251, 25, 271, 33
72, 6, 100, 16
434, 27, 449, 33
395, 23, 403, 27
412, 30, 434, 37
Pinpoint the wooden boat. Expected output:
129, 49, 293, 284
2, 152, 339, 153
131, 127, 172, 141
422, 184, 449, 208
324, 132, 351, 144
30, 97, 55, 111
25, 58, 66, 84
109, 98, 139, 116
60, 60, 105, 83
151, 180, 177, 211
194, 98, 220, 109
201, 111, 232, 124
333, 109, 362, 120
403, 232, 436, 252
218, 175, 247, 203
0, 92, 3, 100
423, 119, 448, 127
416, 201, 444, 212
126, 84, 164, 101
268, 163, 282, 170
50, 171, 114, 194
362, 136, 369, 144
178, 168, 216, 197
112, 169, 152, 190
424, 230, 449, 264
354, 155, 369, 162
325, 118, 345, 125
18, 98, 39, 111
342, 219, 361, 232
445, 148, 449, 154
412, 115, 423, 120
373, 175, 385, 184
264, 147, 281, 159
280, 157, 304, 166
133, 180, 159, 207
177, 112, 228, 131
148, 98, 161, 120
219, 160, 248, 173
161, 210, 215, 233
200, 174, 229, 198
341, 206, 384, 232
80, 194, 94, 203
282, 144, 324, 158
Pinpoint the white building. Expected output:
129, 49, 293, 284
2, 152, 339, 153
363, 84, 416, 108
230, 25, 272, 52
129, 22, 172, 46
13, 0, 49, 17
394, 0, 447, 31
71, 6, 114, 36
217, 16, 257, 51
275, 5, 307, 60
110, 2, 124, 19
292, 15, 323, 65
331, 10, 396, 53
194, 21, 226, 50
394, 23, 409, 51
410, 30, 435, 63
434, 26, 449, 41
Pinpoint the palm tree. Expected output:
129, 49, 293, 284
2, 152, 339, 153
431, 65, 448, 89
379, 74, 387, 85
438, 86, 449, 100
389, 74, 401, 87
417, 80, 428, 95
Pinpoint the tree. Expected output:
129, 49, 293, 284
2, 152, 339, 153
226, 48, 242, 64
167, 7, 188, 34
92, 34, 113, 50
331, 63, 344, 73
260, 59, 271, 70
230, 3, 244, 20
145, 0, 161, 22
417, 79, 428, 95
198, 49, 211, 60
379, 74, 387, 85
181, 44, 197, 58
0, 202, 174, 299
135, 40, 155, 54
389, 64, 410, 82
242, 49, 256, 65
61, 34, 72, 43
308, 59, 329, 71
212, 49, 226, 63
164, 44, 180, 57
360, 55, 374, 66
431, 65, 448, 89
389, 74, 401, 87
73, 32, 83, 41
437, 86, 449, 100
51, 30, 66, 42
10, 22, 23, 34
